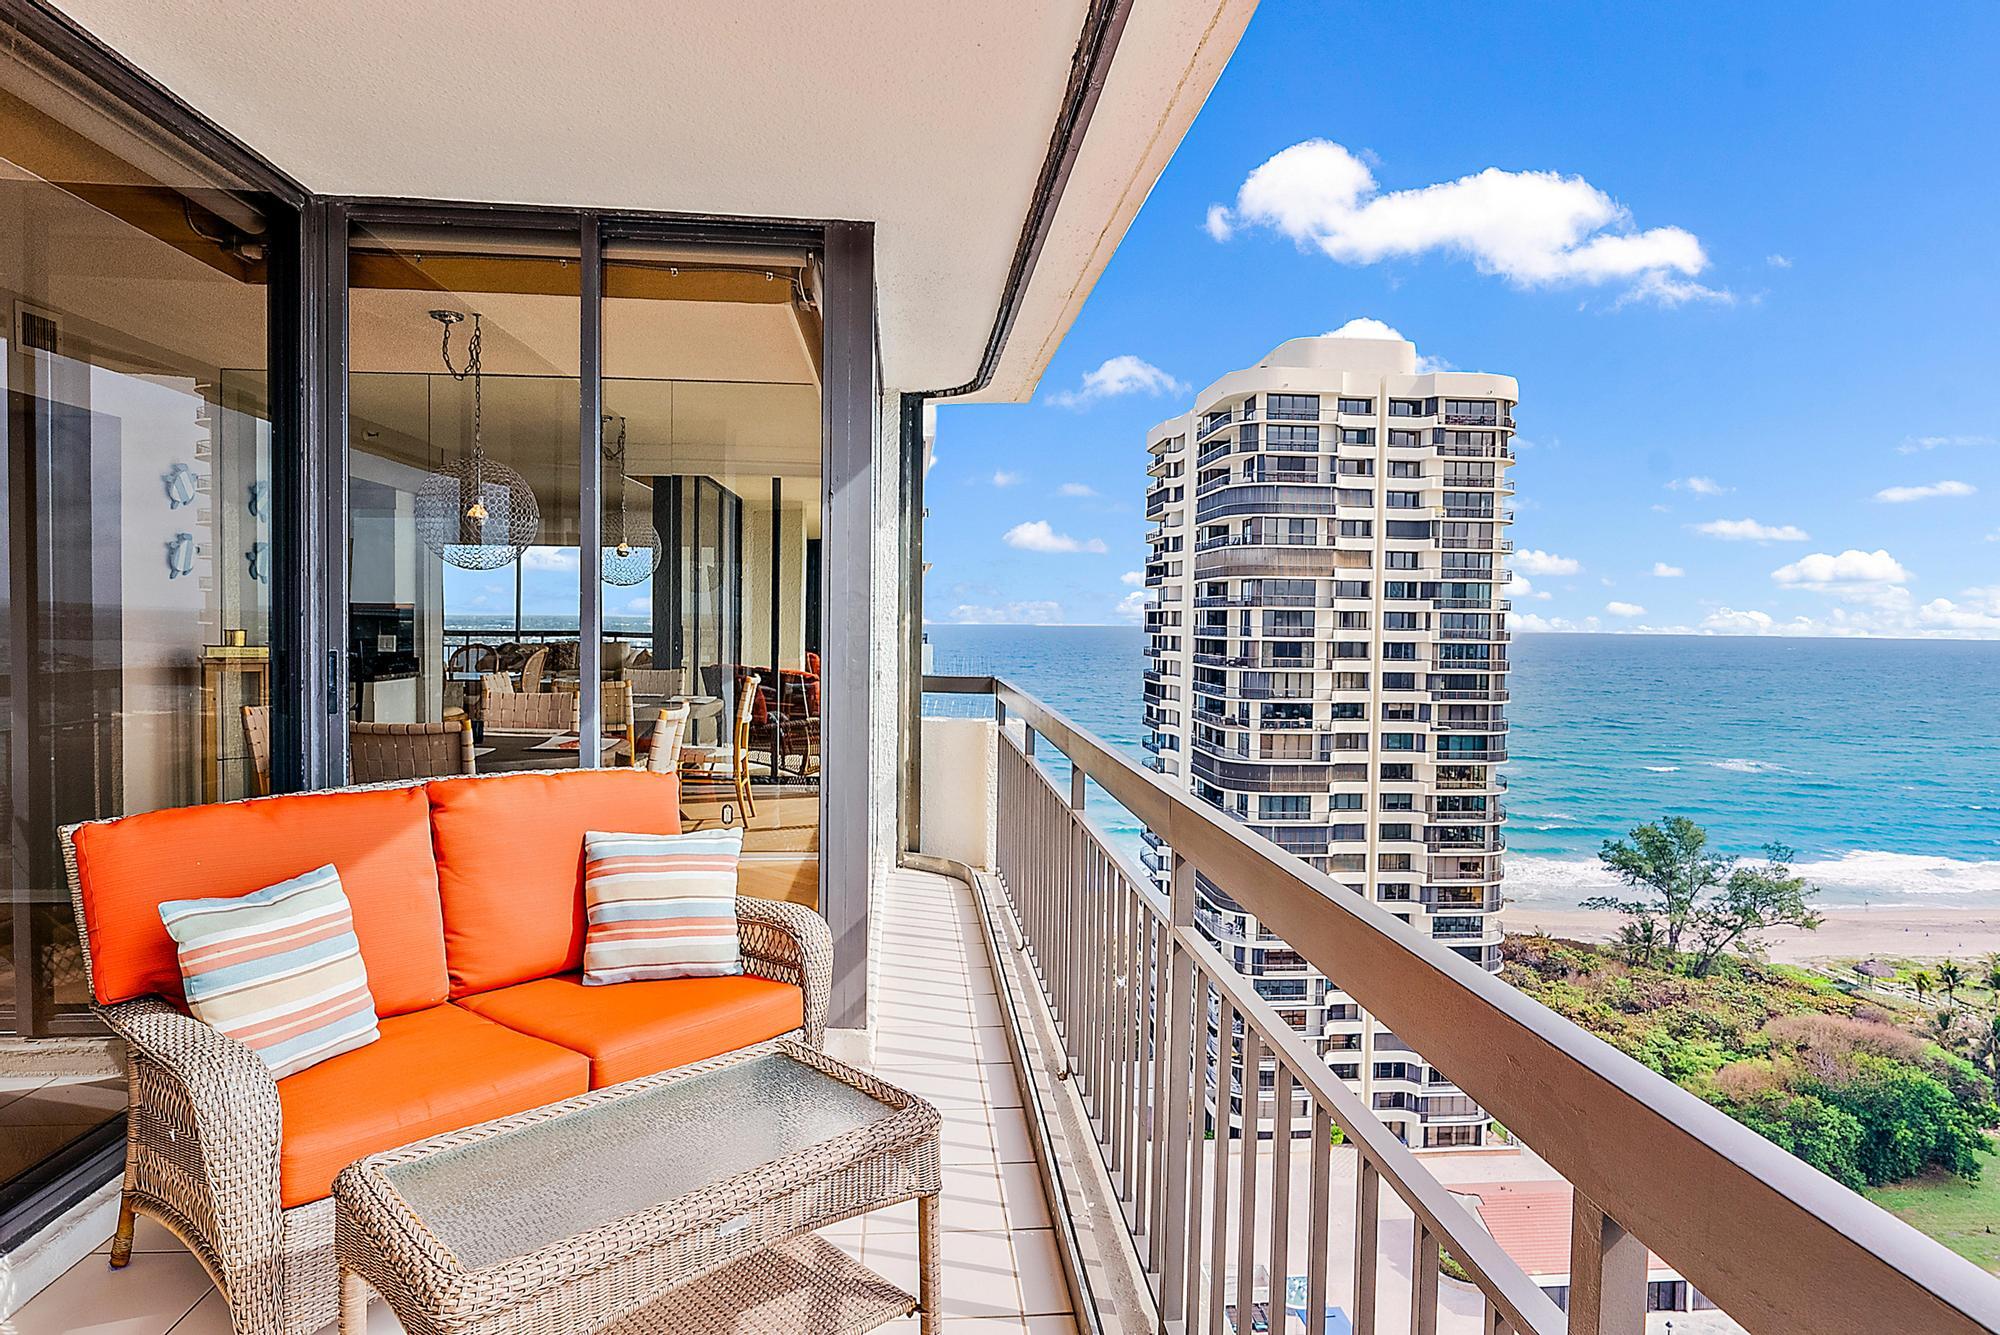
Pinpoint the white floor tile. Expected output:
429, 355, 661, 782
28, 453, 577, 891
10, 1248, 213, 1335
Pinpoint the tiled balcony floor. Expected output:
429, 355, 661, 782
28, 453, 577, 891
9, 867, 1074, 1334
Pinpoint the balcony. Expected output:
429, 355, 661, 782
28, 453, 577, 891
914, 677, 2000, 1335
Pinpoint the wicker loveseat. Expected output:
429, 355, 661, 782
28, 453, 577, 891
61, 768, 830, 1335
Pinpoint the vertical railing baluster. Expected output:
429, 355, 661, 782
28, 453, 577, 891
1234, 1028, 1262, 1335
1355, 1157, 1380, 1334
1147, 915, 1170, 1276
1567, 1192, 1647, 1335
1306, 1103, 1331, 1335
1268, 1063, 1293, 1329
1158, 868, 1195, 1324
1411, 1223, 1440, 1335
1207, 998, 1234, 1335
1182, 976, 1211, 1331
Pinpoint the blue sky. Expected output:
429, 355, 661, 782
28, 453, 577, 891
923, 0, 2000, 636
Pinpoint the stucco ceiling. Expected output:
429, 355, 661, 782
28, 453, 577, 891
47, 0, 1254, 399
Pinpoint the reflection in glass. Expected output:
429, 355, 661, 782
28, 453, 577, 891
346, 226, 583, 775
0, 43, 272, 1211
603, 242, 823, 907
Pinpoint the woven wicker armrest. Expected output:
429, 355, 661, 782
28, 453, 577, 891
99, 995, 288, 1312
737, 897, 832, 1048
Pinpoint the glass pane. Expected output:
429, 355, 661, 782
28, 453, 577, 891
346, 225, 582, 775
383, 1051, 890, 1268
602, 242, 823, 907
1, 39, 274, 1051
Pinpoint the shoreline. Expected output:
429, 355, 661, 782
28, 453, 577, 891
1501, 902, 2000, 965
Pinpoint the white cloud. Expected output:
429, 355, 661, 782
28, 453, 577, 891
1873, 479, 1975, 503
1771, 548, 1912, 594
1702, 607, 1776, 634
1513, 612, 1600, 633
1694, 517, 1809, 542
1114, 591, 1150, 622
1325, 317, 1406, 340
1207, 139, 1727, 305
1119, 570, 1145, 587
1650, 562, 1685, 577
946, 601, 1064, 625
1056, 482, 1097, 498
1002, 520, 1108, 555
1048, 355, 1186, 409
1514, 548, 1582, 576
1667, 476, 1726, 495
1765, 254, 1793, 268
1414, 353, 1456, 373
1897, 434, 1995, 454
521, 547, 579, 573
1605, 601, 1647, 618
991, 469, 1022, 487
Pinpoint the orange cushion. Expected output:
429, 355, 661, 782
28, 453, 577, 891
71, 787, 447, 1015
275, 1004, 587, 1208
457, 973, 803, 1088
427, 770, 682, 997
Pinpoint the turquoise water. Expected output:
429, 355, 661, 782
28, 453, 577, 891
922, 626, 2000, 907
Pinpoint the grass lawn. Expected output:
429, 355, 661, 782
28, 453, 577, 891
1864, 1164, 2000, 1274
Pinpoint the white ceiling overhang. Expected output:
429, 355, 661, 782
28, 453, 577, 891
48, 0, 1255, 400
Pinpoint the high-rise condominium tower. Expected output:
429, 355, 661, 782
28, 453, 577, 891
1140, 332, 1514, 1150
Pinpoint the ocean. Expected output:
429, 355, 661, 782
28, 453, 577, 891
922, 626, 2000, 908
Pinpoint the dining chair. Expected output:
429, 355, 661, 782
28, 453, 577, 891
646, 702, 692, 775
519, 646, 549, 693
680, 674, 758, 824
348, 720, 477, 782
240, 704, 271, 797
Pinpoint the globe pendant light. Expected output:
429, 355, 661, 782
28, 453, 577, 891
414, 310, 540, 571
600, 413, 662, 586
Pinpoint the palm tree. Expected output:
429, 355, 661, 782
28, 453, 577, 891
1930, 1007, 1963, 1050
1939, 960, 1967, 1003
1910, 968, 1937, 1006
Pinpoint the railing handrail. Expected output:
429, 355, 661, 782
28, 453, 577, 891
924, 673, 2000, 1335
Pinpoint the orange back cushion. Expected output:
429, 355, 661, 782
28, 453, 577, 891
427, 770, 682, 997
71, 786, 447, 1015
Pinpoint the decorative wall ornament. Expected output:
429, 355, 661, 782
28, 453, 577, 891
412, 311, 540, 571
166, 533, 195, 578
245, 541, 270, 584
599, 414, 662, 586
163, 462, 198, 508
247, 480, 270, 520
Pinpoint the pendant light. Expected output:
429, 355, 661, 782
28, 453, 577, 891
600, 412, 662, 586
414, 310, 540, 570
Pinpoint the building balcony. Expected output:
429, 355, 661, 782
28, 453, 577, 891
1433, 716, 1511, 732
1431, 685, 1510, 702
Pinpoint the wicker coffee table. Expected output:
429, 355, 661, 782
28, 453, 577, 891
331, 1041, 940, 1334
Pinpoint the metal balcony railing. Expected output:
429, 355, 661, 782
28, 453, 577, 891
923, 673, 2000, 1335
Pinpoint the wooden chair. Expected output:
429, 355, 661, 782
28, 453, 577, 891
518, 646, 549, 694
241, 704, 271, 797
623, 667, 686, 699
482, 689, 573, 733
446, 643, 499, 675
601, 679, 638, 765
681, 674, 758, 824
646, 702, 692, 775
349, 720, 477, 782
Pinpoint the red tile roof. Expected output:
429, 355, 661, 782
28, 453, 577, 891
1453, 1181, 1671, 1280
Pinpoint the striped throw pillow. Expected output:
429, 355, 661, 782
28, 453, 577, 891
157, 865, 379, 1079
582, 829, 743, 985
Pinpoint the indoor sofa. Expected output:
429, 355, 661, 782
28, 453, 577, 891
61, 767, 830, 1335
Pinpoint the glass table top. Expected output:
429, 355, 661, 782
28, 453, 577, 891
382, 1051, 896, 1270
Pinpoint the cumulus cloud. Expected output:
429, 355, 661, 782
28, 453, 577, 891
1771, 548, 1912, 594
946, 601, 1064, 625
991, 469, 1022, 487
1002, 520, 1108, 555
1694, 517, 1809, 542
1765, 254, 1793, 268
1667, 476, 1726, 495
1873, 480, 1975, 503
1605, 601, 1647, 617
1505, 570, 1551, 601
1326, 316, 1406, 340
1048, 355, 1186, 409
1514, 549, 1582, 576
1651, 562, 1685, 577
1513, 612, 1601, 633
1916, 586, 2000, 632
1898, 434, 1996, 454
521, 547, 579, 573
1056, 482, 1097, 498
1120, 570, 1145, 587
1114, 591, 1151, 622
1206, 139, 1726, 305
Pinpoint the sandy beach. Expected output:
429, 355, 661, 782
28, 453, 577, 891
1500, 902, 2000, 965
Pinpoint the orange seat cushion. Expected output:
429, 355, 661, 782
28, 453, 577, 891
427, 770, 681, 997
71, 787, 447, 1015
457, 973, 803, 1088
275, 1004, 588, 1208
